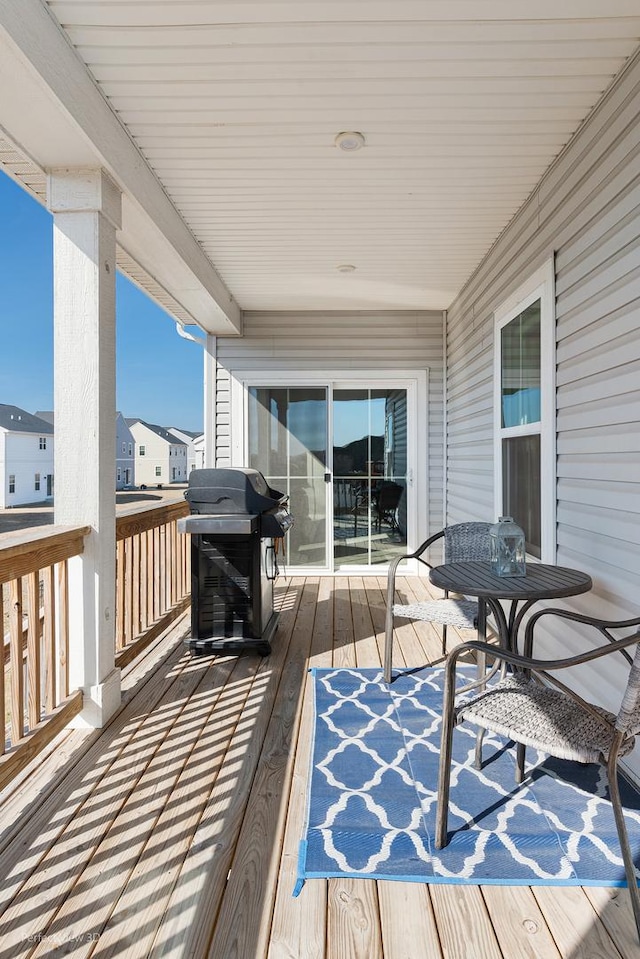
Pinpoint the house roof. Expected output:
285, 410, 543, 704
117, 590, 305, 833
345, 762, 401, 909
1, 4, 639, 326
127, 419, 187, 446
167, 427, 201, 441
34, 410, 54, 425
0, 404, 54, 434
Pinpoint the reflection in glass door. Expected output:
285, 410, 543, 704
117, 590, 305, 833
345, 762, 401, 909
247, 383, 409, 571
333, 389, 407, 566
248, 387, 328, 566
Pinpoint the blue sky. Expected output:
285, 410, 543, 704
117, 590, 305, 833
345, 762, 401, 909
0, 170, 205, 431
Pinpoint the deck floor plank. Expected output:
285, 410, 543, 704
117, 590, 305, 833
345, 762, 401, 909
28, 651, 243, 959
378, 881, 443, 959
481, 885, 562, 958
0, 577, 636, 958
1, 647, 213, 957
0, 638, 193, 947
144, 577, 304, 959
79, 652, 249, 958
531, 885, 624, 958
207, 579, 319, 959
268, 578, 332, 959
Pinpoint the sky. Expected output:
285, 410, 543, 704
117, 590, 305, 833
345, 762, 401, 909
0, 170, 205, 432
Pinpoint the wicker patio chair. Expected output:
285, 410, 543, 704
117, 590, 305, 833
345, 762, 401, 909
435, 606, 640, 940
383, 521, 492, 682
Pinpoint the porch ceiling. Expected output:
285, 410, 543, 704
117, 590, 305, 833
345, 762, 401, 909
2, 2, 640, 326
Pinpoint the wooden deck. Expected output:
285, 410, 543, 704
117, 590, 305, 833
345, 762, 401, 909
0, 576, 638, 958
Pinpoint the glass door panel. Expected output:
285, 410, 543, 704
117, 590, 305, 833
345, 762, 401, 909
248, 387, 327, 567
332, 388, 407, 567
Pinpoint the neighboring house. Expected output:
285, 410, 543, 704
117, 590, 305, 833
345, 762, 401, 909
127, 419, 188, 486
116, 412, 135, 489
0, 405, 54, 508
166, 427, 201, 475
37, 411, 135, 490
192, 433, 205, 471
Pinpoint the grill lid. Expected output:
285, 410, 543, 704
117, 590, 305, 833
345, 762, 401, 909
185, 467, 286, 515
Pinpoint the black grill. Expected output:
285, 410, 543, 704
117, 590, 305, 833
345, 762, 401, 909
178, 468, 293, 656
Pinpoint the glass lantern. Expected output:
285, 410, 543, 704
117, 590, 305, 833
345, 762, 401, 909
490, 516, 526, 577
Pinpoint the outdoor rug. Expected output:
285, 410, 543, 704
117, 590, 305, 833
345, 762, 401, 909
294, 666, 640, 894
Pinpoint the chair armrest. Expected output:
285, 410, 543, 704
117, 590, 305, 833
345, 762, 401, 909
447, 631, 640, 675
524, 606, 640, 659
385, 530, 445, 604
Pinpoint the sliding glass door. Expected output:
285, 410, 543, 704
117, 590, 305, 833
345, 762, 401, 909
245, 377, 419, 572
332, 388, 407, 567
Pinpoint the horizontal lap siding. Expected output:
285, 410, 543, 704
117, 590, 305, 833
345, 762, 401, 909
446, 54, 640, 778
215, 310, 444, 536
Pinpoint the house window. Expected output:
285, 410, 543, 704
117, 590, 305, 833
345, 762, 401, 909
155, 466, 162, 477
9, 475, 15, 493
35, 473, 40, 491
128, 443, 133, 456
140, 446, 146, 456
494, 260, 555, 562
117, 468, 121, 482
122, 441, 126, 453
39, 437, 47, 449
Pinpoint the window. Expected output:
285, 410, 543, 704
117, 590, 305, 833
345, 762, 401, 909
139, 445, 146, 456
117, 468, 121, 482
155, 466, 162, 477
128, 443, 132, 456
35, 473, 40, 491
494, 260, 555, 561
122, 441, 126, 453
39, 437, 47, 450
9, 474, 15, 493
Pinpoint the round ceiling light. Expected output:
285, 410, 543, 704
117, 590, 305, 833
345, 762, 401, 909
337, 264, 356, 273
335, 131, 365, 152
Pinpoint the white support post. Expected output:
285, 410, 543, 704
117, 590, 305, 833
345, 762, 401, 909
48, 168, 122, 727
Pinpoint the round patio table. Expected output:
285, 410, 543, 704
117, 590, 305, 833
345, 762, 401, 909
429, 561, 593, 653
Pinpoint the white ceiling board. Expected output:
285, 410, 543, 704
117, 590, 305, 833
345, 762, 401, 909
31, 2, 640, 311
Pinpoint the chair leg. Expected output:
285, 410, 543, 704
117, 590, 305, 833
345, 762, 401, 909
441, 623, 448, 657
435, 660, 458, 848
474, 601, 487, 769
607, 750, 640, 942
516, 743, 526, 784
384, 607, 394, 683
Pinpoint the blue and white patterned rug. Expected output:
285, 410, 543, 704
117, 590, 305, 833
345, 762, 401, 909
294, 666, 640, 894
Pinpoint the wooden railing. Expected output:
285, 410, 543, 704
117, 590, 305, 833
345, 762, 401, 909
115, 498, 190, 667
0, 498, 191, 790
0, 525, 89, 789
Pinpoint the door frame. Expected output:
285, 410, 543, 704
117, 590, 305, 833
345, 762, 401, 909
230, 369, 428, 574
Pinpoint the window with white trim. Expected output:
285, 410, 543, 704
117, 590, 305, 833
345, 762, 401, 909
155, 466, 162, 477
39, 437, 47, 449
140, 445, 146, 456
9, 474, 15, 493
35, 473, 40, 491
494, 260, 556, 562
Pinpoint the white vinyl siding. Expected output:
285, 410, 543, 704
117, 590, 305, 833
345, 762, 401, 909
215, 310, 444, 538
446, 53, 640, 778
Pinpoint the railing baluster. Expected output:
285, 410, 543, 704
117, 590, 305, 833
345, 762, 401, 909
9, 578, 24, 744
26, 571, 41, 729
58, 561, 69, 700
44, 566, 56, 713
116, 539, 125, 652
132, 533, 141, 636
